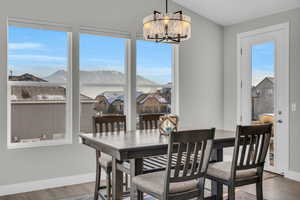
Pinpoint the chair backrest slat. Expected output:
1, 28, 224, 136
196, 140, 207, 176
252, 134, 260, 165
93, 115, 126, 134
231, 124, 272, 178
246, 134, 255, 165
257, 133, 266, 163
182, 142, 193, 176
239, 136, 247, 166
139, 114, 164, 130
173, 143, 184, 177
190, 142, 201, 175
164, 128, 215, 188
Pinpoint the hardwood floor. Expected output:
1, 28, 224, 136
1, 174, 300, 200
0, 183, 94, 200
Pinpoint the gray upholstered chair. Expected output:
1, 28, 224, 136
132, 128, 215, 200
93, 115, 127, 200
206, 124, 272, 200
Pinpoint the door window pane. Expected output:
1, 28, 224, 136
251, 42, 275, 166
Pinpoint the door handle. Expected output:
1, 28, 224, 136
277, 119, 283, 123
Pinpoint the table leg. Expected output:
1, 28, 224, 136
130, 158, 143, 200
211, 148, 223, 200
112, 158, 123, 200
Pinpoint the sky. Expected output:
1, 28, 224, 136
252, 42, 275, 86
8, 26, 274, 86
8, 26, 172, 84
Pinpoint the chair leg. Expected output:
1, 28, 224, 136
197, 178, 205, 200
125, 174, 129, 191
137, 190, 143, 200
106, 170, 112, 200
256, 181, 263, 200
228, 186, 235, 200
94, 152, 101, 200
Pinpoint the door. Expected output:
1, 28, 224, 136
238, 24, 289, 174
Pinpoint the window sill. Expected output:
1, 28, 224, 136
7, 139, 72, 150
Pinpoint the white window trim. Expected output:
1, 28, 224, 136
3, 19, 180, 149
6, 19, 73, 149
80, 25, 131, 39
236, 22, 290, 174
172, 44, 179, 115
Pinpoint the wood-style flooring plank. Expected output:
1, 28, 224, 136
1, 175, 300, 200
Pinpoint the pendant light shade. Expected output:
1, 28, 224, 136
143, 0, 191, 43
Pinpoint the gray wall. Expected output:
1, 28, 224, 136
223, 8, 300, 172
0, 0, 224, 185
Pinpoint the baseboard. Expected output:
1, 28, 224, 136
285, 170, 300, 182
0, 173, 96, 196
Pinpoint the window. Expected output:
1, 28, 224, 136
7, 24, 71, 148
79, 33, 126, 133
5, 21, 178, 148
136, 40, 173, 127
251, 42, 275, 121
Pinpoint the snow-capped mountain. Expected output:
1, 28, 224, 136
44, 70, 157, 85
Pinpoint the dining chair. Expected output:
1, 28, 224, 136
137, 113, 177, 173
139, 113, 164, 130
206, 124, 273, 200
132, 128, 216, 200
93, 115, 126, 200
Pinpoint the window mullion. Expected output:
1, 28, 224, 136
71, 28, 80, 141
125, 38, 137, 131
172, 44, 179, 115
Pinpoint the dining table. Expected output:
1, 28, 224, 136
79, 129, 236, 200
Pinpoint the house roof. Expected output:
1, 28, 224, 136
266, 77, 275, 83
254, 77, 275, 89
138, 94, 168, 105
9, 73, 47, 82
11, 85, 93, 102
97, 91, 144, 104
9, 73, 93, 102
96, 91, 168, 105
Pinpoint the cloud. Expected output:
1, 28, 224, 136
8, 42, 44, 50
9, 54, 66, 62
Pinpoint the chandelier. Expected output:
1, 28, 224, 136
143, 0, 191, 43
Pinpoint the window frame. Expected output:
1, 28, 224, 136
6, 19, 73, 149
3, 19, 179, 149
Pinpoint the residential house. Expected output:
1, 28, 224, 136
251, 77, 274, 120
9, 74, 95, 142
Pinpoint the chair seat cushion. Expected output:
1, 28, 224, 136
98, 153, 112, 169
207, 161, 258, 181
132, 171, 200, 196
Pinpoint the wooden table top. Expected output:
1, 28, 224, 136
80, 129, 236, 160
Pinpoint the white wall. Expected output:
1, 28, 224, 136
0, 0, 224, 187
223, 8, 300, 173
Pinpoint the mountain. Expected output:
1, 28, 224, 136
44, 70, 157, 85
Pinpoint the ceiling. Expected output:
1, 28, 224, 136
173, 0, 300, 25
